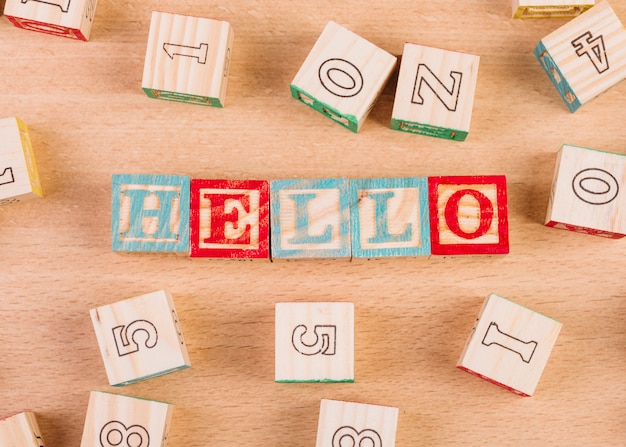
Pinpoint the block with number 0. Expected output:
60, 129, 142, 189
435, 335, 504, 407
0, 412, 46, 447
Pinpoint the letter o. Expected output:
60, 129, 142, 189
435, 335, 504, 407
444, 189, 494, 239
572, 168, 619, 205
318, 58, 364, 98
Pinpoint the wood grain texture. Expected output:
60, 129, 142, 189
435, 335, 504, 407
0, 412, 46, 447
1, 1, 625, 446
512, 0, 594, 18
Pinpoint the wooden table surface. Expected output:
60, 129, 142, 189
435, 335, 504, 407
1, 1, 625, 446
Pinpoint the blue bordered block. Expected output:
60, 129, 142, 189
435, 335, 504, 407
350, 177, 431, 258
112, 174, 190, 252
270, 178, 350, 259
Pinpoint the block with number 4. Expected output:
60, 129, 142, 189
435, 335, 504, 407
0, 412, 46, 447
90, 290, 190, 386
512, 0, 594, 18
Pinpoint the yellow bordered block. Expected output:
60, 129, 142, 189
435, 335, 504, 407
142, 11, 234, 107
534, 0, 626, 112
0, 117, 43, 206
290, 21, 396, 133
513, 0, 594, 18
0, 412, 46, 447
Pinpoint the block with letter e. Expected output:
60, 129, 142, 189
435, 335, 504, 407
290, 21, 396, 133
534, 0, 626, 112
189, 179, 269, 259
90, 290, 190, 386
270, 178, 350, 260
0, 412, 46, 447
111, 174, 190, 253
545, 144, 625, 238
457, 293, 562, 396
391, 42, 479, 141
428, 175, 509, 255
512, 0, 593, 18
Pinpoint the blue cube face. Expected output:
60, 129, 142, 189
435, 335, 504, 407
350, 177, 431, 258
111, 174, 190, 252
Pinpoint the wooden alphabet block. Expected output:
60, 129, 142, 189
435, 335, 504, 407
290, 21, 396, 133
189, 179, 269, 258
391, 43, 480, 141
111, 174, 190, 252
0, 117, 43, 206
545, 144, 625, 238
3, 0, 97, 40
275, 302, 354, 382
316, 399, 399, 447
90, 290, 190, 386
428, 175, 509, 255
350, 177, 431, 258
457, 293, 562, 396
80, 391, 172, 447
0, 412, 45, 447
270, 178, 351, 259
512, 0, 594, 18
142, 12, 234, 107
534, 0, 626, 112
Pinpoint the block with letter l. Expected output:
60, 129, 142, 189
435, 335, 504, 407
512, 0, 594, 18
0, 412, 46, 447
111, 174, 190, 252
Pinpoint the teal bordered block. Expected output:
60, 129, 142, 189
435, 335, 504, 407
112, 174, 190, 252
270, 178, 350, 259
350, 177, 431, 258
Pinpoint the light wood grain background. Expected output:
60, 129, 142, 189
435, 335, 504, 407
1, 1, 625, 446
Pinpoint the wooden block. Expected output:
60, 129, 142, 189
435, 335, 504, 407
111, 174, 190, 252
189, 179, 269, 259
545, 144, 625, 238
534, 0, 626, 112
90, 290, 190, 386
290, 21, 396, 133
457, 293, 562, 396
391, 43, 480, 141
0, 412, 45, 447
428, 175, 509, 255
275, 302, 354, 382
3, 0, 97, 40
513, 0, 594, 18
316, 399, 399, 447
142, 12, 234, 107
350, 177, 431, 258
80, 391, 172, 447
270, 178, 351, 260
0, 117, 43, 206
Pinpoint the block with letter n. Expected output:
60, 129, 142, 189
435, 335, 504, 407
534, 0, 626, 112
391, 43, 479, 141
189, 179, 269, 259
111, 174, 190, 252
290, 21, 396, 133
512, 0, 594, 19
0, 412, 46, 447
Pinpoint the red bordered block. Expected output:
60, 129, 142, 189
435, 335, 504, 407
189, 179, 269, 259
428, 175, 509, 255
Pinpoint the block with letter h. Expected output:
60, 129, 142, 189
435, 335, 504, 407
0, 117, 43, 206
545, 144, 625, 238
391, 43, 480, 141
512, 0, 594, 18
457, 293, 562, 396
3, 0, 98, 40
290, 21, 396, 133
534, 0, 626, 112
80, 391, 172, 447
275, 302, 354, 382
0, 412, 46, 447
142, 11, 234, 107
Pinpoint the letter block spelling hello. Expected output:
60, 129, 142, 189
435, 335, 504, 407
512, 0, 594, 18
534, 0, 626, 112
0, 412, 46, 447
0, 117, 43, 206
80, 391, 173, 447
189, 179, 269, 258
428, 175, 509, 255
457, 293, 562, 396
391, 43, 480, 141
350, 177, 431, 258
290, 21, 396, 133
111, 174, 190, 252
545, 144, 625, 238
3, 0, 97, 40
142, 12, 234, 107
90, 290, 190, 386
316, 399, 399, 447
275, 302, 354, 382
270, 178, 350, 260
